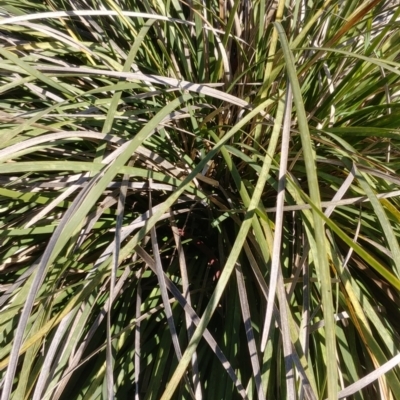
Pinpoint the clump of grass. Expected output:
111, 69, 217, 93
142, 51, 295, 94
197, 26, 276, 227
1, 1, 400, 399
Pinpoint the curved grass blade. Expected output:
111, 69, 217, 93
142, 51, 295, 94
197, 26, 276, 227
274, 21, 338, 400
336, 352, 400, 399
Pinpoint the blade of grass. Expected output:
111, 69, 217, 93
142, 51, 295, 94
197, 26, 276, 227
235, 263, 264, 400
170, 214, 202, 399
336, 352, 400, 399
260, 82, 292, 351
355, 167, 400, 278
274, 21, 338, 399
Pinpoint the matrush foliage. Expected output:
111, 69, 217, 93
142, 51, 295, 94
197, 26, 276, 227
0, 0, 400, 398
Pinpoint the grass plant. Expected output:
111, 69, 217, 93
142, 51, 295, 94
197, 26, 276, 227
1, 0, 400, 399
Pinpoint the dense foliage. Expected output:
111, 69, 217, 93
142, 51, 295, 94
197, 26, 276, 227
0, 0, 400, 399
